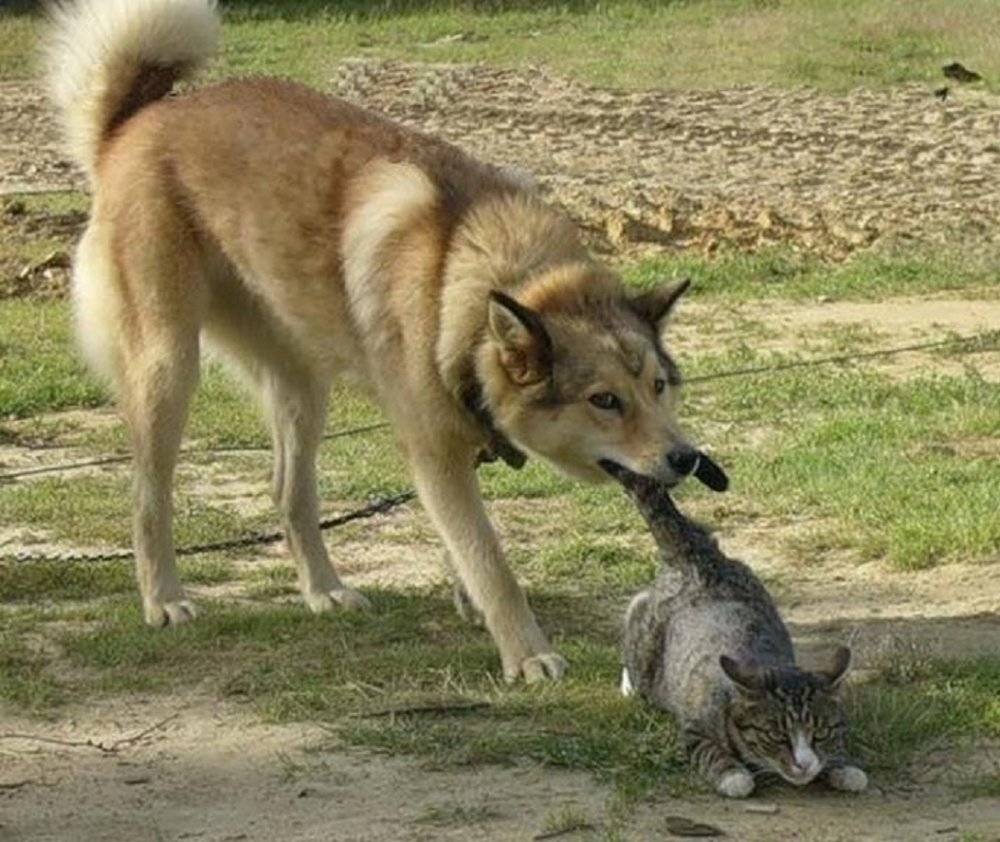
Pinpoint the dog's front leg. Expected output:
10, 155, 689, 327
408, 451, 567, 683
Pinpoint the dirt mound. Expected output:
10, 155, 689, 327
330, 60, 1000, 258
5, 64, 1000, 259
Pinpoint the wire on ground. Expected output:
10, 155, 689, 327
1, 328, 995, 566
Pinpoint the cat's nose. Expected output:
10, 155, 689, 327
666, 445, 699, 476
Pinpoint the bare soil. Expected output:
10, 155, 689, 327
2, 65, 999, 841
4, 62, 1000, 259
3, 698, 1000, 842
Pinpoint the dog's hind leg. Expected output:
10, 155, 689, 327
126, 337, 200, 627
204, 289, 368, 613
259, 370, 369, 612
406, 448, 566, 683
77, 215, 205, 626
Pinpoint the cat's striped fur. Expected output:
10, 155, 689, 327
606, 462, 867, 798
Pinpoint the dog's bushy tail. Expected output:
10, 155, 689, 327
43, 0, 219, 180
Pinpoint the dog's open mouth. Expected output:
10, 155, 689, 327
599, 451, 729, 493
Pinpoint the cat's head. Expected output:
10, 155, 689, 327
721, 647, 852, 786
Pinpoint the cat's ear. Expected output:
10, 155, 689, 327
720, 655, 762, 693
819, 646, 852, 689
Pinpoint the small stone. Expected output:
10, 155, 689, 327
744, 801, 779, 815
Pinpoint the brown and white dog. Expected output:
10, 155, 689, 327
44, 0, 712, 683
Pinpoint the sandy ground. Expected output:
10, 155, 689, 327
4, 62, 1000, 259
2, 696, 999, 842
2, 63, 1000, 840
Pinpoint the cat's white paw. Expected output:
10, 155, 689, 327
620, 667, 635, 697
304, 587, 370, 613
717, 768, 755, 799
827, 765, 868, 792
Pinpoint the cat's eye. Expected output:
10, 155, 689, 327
589, 392, 623, 412
814, 727, 832, 741
654, 378, 666, 395
767, 730, 787, 744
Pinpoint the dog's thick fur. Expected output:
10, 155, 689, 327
45, 0, 700, 682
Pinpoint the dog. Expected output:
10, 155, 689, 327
44, 0, 710, 683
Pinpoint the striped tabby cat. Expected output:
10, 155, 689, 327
602, 459, 867, 799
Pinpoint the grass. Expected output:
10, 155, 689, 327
5, 317, 995, 572
0, 299, 104, 418
687, 352, 1000, 570
849, 659, 1000, 776
1, 590, 997, 800
626, 247, 1000, 302
415, 801, 506, 826
3, 1, 999, 92
0, 555, 233, 603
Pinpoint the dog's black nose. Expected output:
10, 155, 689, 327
667, 445, 699, 476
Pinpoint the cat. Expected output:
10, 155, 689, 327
601, 458, 868, 799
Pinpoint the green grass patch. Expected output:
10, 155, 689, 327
3, 588, 998, 797
690, 357, 1000, 569
415, 801, 506, 827
0, 556, 233, 603
1, 194, 88, 299
0, 472, 267, 554
0, 636, 66, 711
0, 299, 105, 418
962, 774, 1000, 800
849, 658, 1000, 776
626, 246, 1000, 302
4, 1, 999, 92
510, 536, 656, 594
38, 591, 689, 796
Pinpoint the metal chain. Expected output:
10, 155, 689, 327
0, 421, 390, 483
1, 491, 416, 565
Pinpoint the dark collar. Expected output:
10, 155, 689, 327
460, 381, 528, 470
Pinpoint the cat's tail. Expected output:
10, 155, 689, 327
600, 459, 722, 576
43, 0, 220, 181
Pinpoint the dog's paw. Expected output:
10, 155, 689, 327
620, 667, 635, 697
144, 599, 197, 627
508, 652, 568, 685
452, 583, 485, 627
716, 768, 755, 799
827, 765, 868, 793
304, 587, 371, 613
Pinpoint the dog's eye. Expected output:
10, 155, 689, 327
589, 392, 622, 412
654, 378, 666, 395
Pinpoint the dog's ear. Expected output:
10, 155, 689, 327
487, 291, 554, 385
631, 278, 691, 332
